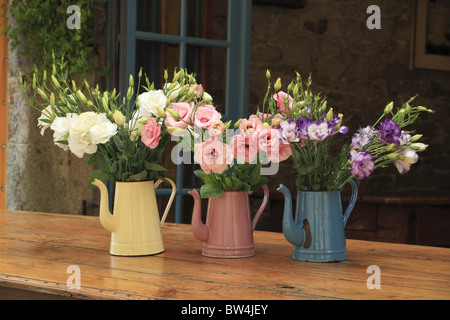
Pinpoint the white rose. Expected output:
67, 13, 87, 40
68, 132, 97, 158
50, 114, 76, 151
37, 105, 56, 135
137, 90, 167, 119
69, 111, 98, 136
89, 116, 117, 144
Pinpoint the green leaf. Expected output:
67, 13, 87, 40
223, 177, 234, 190
200, 184, 224, 199
248, 163, 262, 185
230, 177, 244, 191
86, 154, 99, 166
144, 161, 167, 172
127, 170, 148, 182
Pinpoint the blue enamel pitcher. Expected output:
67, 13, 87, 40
277, 180, 358, 262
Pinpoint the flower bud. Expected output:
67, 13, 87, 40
223, 120, 232, 131
138, 68, 143, 79
52, 64, 57, 76
43, 70, 47, 82
76, 90, 88, 104
262, 122, 270, 127
202, 92, 213, 103
266, 69, 271, 79
326, 108, 333, 122
293, 84, 299, 96
168, 82, 179, 91
272, 119, 281, 126
59, 93, 66, 105
405, 103, 411, 113
101, 96, 109, 112
37, 88, 47, 100
166, 108, 181, 119
388, 152, 400, 160
411, 143, 428, 151
164, 70, 169, 82
50, 93, 55, 107
384, 101, 394, 114
32, 73, 37, 90
233, 118, 243, 129
410, 134, 422, 142
113, 110, 126, 126
129, 74, 134, 87
274, 78, 282, 91
385, 143, 395, 152
127, 86, 134, 101
156, 106, 166, 118
173, 69, 183, 82
72, 80, 77, 92
51, 75, 60, 90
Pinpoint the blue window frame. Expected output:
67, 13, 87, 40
109, 0, 252, 222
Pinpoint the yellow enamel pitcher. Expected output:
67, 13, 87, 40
92, 178, 176, 256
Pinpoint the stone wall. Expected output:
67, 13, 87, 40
249, 0, 450, 198
5, 2, 107, 215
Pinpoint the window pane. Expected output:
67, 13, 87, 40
137, 0, 180, 35
186, 0, 228, 41
186, 45, 227, 115
135, 40, 180, 90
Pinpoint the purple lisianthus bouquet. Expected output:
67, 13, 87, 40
260, 71, 434, 191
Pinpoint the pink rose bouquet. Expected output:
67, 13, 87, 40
165, 81, 290, 198
261, 70, 434, 191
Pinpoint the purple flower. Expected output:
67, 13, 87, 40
349, 150, 375, 179
328, 114, 348, 135
278, 119, 299, 143
351, 126, 377, 151
295, 116, 310, 140
379, 119, 401, 145
307, 120, 332, 141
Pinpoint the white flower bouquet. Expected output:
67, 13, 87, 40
21, 56, 208, 186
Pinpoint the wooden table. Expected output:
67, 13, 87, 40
0, 209, 449, 301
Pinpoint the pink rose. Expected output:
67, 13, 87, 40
257, 127, 280, 156
141, 118, 161, 149
273, 91, 294, 115
194, 104, 222, 129
208, 120, 225, 138
165, 102, 193, 133
194, 139, 233, 174
239, 117, 263, 137
230, 134, 259, 163
271, 143, 292, 162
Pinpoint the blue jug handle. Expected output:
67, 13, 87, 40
343, 180, 358, 227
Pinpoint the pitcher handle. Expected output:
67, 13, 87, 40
155, 178, 177, 227
343, 180, 358, 227
250, 185, 269, 231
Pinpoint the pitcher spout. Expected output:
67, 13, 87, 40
189, 189, 209, 242
277, 184, 305, 247
92, 179, 116, 233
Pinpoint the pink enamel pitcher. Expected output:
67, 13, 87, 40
189, 186, 269, 258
